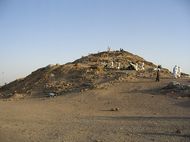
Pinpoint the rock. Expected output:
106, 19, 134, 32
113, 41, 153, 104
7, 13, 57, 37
66, 83, 70, 86
110, 107, 120, 111
162, 81, 190, 97
48, 93, 56, 97
176, 96, 182, 99
176, 129, 182, 134
115, 107, 120, 111
166, 81, 181, 89
82, 83, 92, 87
50, 73, 55, 78
6, 93, 26, 100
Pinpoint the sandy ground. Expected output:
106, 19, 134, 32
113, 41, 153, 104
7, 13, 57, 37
0, 78, 190, 142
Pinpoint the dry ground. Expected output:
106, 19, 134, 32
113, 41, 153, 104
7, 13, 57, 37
0, 78, 190, 142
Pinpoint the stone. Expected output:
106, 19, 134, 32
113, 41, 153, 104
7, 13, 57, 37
110, 107, 120, 111
176, 129, 181, 134
48, 92, 56, 97
163, 81, 180, 90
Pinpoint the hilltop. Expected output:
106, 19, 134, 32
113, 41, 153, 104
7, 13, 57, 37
0, 49, 171, 99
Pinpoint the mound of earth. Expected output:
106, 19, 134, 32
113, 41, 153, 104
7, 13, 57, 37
0, 50, 171, 98
162, 81, 190, 97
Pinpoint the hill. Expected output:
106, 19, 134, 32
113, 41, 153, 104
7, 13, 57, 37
0, 49, 171, 99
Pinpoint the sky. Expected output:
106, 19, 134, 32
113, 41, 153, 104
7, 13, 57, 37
0, 0, 190, 85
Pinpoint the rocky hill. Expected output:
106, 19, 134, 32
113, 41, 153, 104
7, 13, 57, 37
0, 50, 171, 99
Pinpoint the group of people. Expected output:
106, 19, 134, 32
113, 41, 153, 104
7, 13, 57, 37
155, 65, 182, 82
173, 65, 182, 78
108, 59, 182, 82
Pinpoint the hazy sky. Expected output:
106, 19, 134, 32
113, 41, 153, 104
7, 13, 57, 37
0, 0, 190, 85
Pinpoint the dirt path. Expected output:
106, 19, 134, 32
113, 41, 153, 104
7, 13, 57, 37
0, 78, 190, 142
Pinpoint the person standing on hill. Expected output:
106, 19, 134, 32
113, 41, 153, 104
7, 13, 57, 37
177, 66, 182, 78
155, 65, 161, 82
173, 65, 178, 78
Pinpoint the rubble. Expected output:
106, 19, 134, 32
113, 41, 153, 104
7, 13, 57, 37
162, 81, 190, 97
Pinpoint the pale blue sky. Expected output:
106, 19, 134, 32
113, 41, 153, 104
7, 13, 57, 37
0, 0, 190, 85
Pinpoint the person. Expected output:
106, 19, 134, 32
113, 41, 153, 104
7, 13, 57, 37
155, 65, 161, 82
120, 48, 124, 52
177, 66, 181, 78
173, 65, 178, 78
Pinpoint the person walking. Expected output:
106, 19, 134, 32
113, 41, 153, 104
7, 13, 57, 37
156, 65, 161, 82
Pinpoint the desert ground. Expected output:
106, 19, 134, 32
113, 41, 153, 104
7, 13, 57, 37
0, 78, 190, 142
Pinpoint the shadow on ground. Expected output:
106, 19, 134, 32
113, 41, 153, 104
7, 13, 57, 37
175, 100, 190, 108
95, 116, 190, 121
140, 132, 190, 138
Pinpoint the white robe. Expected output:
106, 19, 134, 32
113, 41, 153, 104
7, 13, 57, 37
173, 66, 178, 78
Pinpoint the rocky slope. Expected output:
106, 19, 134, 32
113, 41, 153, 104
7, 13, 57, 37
0, 50, 171, 98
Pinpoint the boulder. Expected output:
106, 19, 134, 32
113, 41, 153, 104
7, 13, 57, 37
48, 92, 56, 97
164, 81, 181, 89
162, 81, 190, 97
